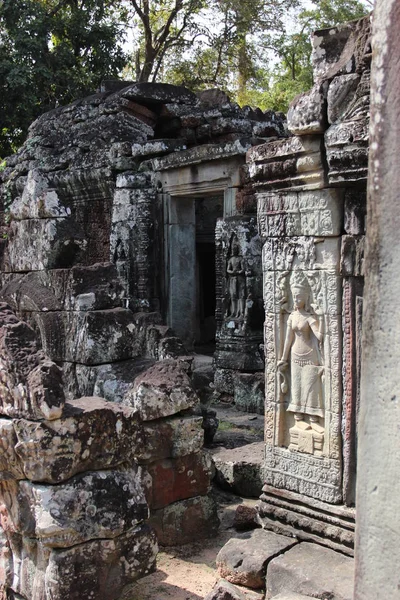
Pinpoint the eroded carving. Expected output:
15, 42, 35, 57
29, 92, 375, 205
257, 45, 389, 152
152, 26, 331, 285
226, 237, 247, 320
277, 272, 325, 456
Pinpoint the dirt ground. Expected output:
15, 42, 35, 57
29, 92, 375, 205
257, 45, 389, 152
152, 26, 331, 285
128, 489, 262, 600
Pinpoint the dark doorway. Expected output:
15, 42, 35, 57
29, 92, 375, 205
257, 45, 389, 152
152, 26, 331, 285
195, 196, 223, 352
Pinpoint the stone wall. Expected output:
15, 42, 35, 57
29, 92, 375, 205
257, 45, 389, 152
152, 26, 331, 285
249, 15, 371, 554
0, 82, 287, 598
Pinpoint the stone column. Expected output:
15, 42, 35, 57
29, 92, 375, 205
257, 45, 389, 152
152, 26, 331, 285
354, 1, 400, 597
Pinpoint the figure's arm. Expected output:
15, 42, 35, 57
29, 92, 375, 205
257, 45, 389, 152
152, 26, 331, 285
309, 316, 323, 342
278, 317, 294, 365
238, 258, 245, 275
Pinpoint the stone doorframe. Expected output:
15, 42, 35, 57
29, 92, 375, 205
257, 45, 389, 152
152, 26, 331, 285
154, 151, 245, 348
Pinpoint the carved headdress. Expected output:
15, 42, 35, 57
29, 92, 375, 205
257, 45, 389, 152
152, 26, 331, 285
290, 271, 309, 293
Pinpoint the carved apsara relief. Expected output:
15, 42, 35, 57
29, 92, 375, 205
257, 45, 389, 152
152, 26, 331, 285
277, 271, 325, 456
226, 236, 247, 320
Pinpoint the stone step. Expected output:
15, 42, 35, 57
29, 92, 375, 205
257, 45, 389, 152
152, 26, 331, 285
211, 442, 265, 498
266, 542, 354, 600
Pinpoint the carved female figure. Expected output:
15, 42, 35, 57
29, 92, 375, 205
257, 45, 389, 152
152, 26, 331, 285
226, 245, 246, 319
277, 275, 324, 432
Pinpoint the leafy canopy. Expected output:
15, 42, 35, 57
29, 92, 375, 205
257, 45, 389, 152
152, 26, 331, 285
0, 0, 127, 157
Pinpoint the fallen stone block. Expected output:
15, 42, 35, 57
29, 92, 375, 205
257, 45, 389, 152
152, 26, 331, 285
217, 529, 297, 589
1, 468, 148, 547
149, 493, 219, 546
140, 451, 212, 509
233, 505, 260, 532
266, 542, 354, 600
66, 357, 154, 402
13, 397, 142, 483
212, 442, 264, 498
124, 359, 199, 420
204, 579, 247, 600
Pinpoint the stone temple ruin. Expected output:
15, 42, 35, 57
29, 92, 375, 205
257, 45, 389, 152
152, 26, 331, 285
0, 6, 398, 600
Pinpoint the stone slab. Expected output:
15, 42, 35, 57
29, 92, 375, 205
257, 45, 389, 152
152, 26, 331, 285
217, 529, 297, 589
124, 359, 199, 420
1, 468, 148, 547
212, 442, 264, 498
13, 397, 142, 483
266, 542, 354, 600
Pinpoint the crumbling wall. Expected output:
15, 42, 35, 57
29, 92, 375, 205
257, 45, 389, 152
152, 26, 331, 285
0, 81, 288, 598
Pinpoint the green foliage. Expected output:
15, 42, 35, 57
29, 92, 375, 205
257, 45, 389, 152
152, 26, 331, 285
259, 0, 370, 112
0, 0, 127, 158
0, 0, 372, 159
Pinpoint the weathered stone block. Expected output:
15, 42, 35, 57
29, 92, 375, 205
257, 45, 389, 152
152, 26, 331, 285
124, 359, 199, 420
9, 170, 70, 221
344, 190, 366, 235
131, 139, 187, 158
327, 74, 361, 124
233, 372, 265, 414
216, 529, 297, 589
0, 310, 64, 421
212, 442, 264, 498
9, 525, 157, 600
325, 120, 369, 185
1, 469, 148, 548
287, 83, 328, 136
233, 505, 259, 532
70, 358, 154, 402
247, 136, 326, 191
138, 414, 204, 463
1, 263, 124, 313
149, 493, 219, 546
340, 235, 364, 277
266, 542, 354, 600
3, 217, 83, 272
13, 397, 142, 483
41, 308, 141, 364
121, 82, 198, 105
0, 420, 25, 480
141, 452, 212, 510
204, 579, 247, 600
